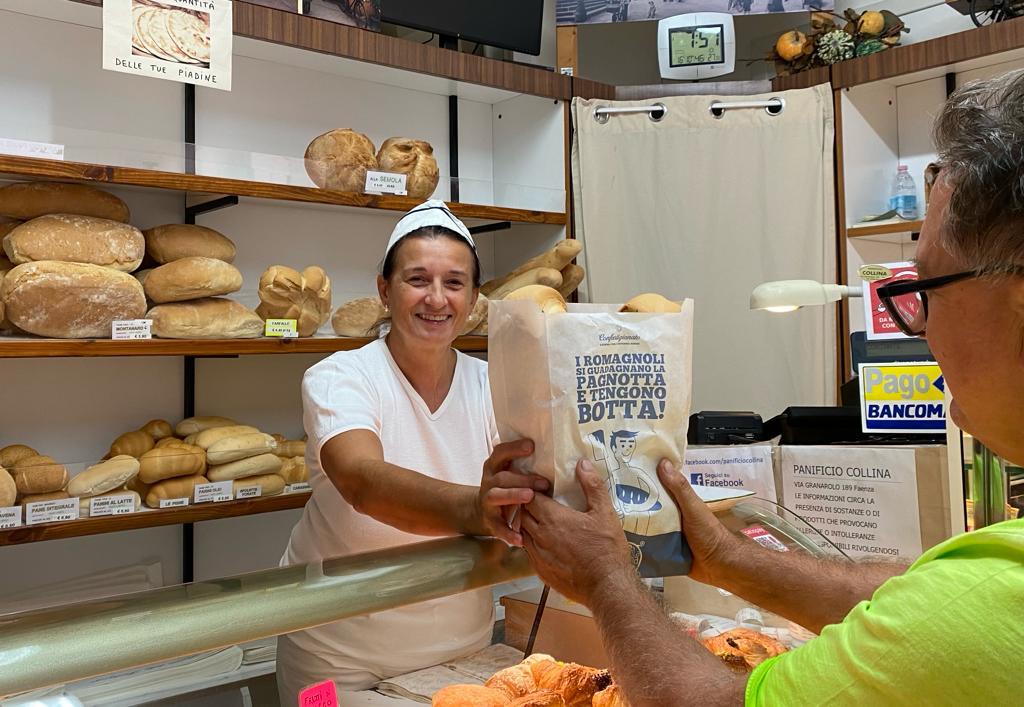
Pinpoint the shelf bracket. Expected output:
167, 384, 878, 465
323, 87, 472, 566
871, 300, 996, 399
449, 95, 460, 203
469, 221, 512, 236
185, 195, 240, 220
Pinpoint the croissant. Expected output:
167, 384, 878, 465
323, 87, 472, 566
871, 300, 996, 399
509, 689, 566, 707
505, 285, 567, 314
485, 663, 538, 699
593, 684, 630, 707
619, 293, 682, 313
530, 660, 612, 707
431, 684, 510, 706
701, 628, 787, 670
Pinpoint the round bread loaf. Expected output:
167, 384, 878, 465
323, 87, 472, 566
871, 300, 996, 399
376, 138, 440, 199
0, 444, 38, 469
144, 257, 243, 304
331, 297, 386, 337
0, 182, 130, 223
460, 294, 488, 335
1, 261, 147, 338
147, 298, 264, 339
143, 224, 236, 264
304, 129, 378, 192
3, 215, 145, 272
0, 465, 15, 507
256, 265, 332, 337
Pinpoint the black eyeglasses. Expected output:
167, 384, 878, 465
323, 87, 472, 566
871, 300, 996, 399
876, 270, 977, 337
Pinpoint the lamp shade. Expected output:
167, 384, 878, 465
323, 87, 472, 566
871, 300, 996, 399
750, 280, 861, 312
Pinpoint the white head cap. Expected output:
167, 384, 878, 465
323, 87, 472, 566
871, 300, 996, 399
384, 200, 475, 260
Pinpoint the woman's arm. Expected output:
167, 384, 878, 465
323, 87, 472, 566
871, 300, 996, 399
322, 431, 548, 545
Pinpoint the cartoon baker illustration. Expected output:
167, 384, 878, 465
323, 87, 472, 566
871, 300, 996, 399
588, 429, 662, 535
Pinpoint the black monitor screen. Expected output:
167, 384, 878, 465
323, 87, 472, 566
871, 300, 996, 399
381, 0, 544, 55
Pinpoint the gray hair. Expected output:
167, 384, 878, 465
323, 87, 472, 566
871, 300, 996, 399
933, 68, 1024, 273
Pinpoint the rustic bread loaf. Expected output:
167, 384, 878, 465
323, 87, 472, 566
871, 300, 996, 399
3, 215, 145, 272
0, 444, 38, 469
256, 265, 332, 337
304, 129, 377, 192
0, 221, 21, 244
68, 456, 140, 498
376, 138, 440, 199
0, 182, 130, 222
1, 261, 147, 338
331, 297, 386, 337
143, 224, 237, 264
0, 465, 15, 507
144, 257, 243, 304
144, 474, 208, 508
13, 454, 69, 495
147, 298, 263, 339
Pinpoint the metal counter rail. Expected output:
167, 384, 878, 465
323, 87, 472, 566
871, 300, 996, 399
0, 536, 533, 698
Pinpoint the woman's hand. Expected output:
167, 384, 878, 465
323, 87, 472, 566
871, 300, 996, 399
478, 439, 550, 546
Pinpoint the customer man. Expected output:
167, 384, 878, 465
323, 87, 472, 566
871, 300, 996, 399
520, 70, 1024, 705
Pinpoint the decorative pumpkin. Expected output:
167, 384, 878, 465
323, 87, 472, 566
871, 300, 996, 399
816, 30, 855, 64
857, 10, 885, 36
856, 38, 886, 56
774, 30, 809, 62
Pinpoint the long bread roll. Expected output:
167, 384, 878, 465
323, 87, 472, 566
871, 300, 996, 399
0, 466, 15, 507
144, 474, 208, 508
206, 453, 282, 482
504, 285, 568, 314
619, 293, 682, 313
194, 425, 261, 450
79, 489, 142, 517
480, 240, 582, 296
155, 437, 187, 449
140, 419, 174, 440
206, 433, 277, 465
138, 445, 206, 483
557, 264, 585, 299
0, 444, 38, 469
109, 429, 156, 458
232, 473, 286, 498
13, 455, 69, 495
274, 440, 306, 459
68, 456, 140, 498
0, 182, 130, 222
147, 297, 263, 339
175, 415, 237, 437
487, 267, 563, 301
331, 297, 385, 337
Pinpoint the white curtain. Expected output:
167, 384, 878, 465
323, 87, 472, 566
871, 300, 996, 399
572, 85, 836, 418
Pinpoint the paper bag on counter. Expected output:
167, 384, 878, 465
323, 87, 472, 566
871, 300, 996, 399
489, 299, 695, 577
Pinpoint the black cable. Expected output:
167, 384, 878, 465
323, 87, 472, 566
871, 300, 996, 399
524, 585, 550, 658
422, 32, 436, 44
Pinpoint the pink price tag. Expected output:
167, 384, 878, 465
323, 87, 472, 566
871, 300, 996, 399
298, 680, 338, 707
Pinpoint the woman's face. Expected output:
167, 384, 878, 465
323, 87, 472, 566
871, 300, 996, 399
378, 236, 478, 346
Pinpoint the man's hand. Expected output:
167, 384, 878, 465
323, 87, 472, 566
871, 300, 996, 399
521, 459, 634, 605
657, 459, 740, 587
478, 439, 550, 547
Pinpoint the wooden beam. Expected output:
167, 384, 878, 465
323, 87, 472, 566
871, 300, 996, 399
557, 25, 579, 77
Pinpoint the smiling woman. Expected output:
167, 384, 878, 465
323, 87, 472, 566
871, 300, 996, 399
275, 201, 549, 703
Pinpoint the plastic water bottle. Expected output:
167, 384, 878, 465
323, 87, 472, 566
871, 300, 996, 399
889, 165, 918, 220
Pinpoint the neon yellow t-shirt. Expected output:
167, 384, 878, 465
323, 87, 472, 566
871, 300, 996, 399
746, 518, 1024, 706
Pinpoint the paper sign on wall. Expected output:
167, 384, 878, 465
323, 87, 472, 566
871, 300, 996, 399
684, 445, 776, 502
103, 0, 232, 91
862, 261, 917, 340
859, 362, 945, 434
781, 446, 922, 560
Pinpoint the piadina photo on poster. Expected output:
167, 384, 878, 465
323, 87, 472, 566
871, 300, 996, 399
490, 298, 695, 577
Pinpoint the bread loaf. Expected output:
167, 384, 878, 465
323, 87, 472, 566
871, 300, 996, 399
109, 429, 156, 458
505, 285, 567, 314
488, 268, 563, 301
79, 489, 141, 517
143, 224, 236, 264
154, 437, 187, 449
144, 257, 243, 304
0, 221, 21, 243
4, 215, 145, 272
305, 129, 378, 192
125, 473, 152, 498
376, 138, 440, 199
0, 444, 38, 469
176, 415, 237, 437
232, 473, 285, 498
481, 240, 583, 296
21, 490, 71, 505
0, 465, 15, 507
140, 419, 174, 440
470, 317, 488, 336
278, 456, 308, 485
557, 264, 585, 299
619, 293, 681, 313
207, 453, 282, 482
256, 265, 332, 337
68, 455, 140, 497
147, 297, 263, 339
144, 474, 207, 508
138, 445, 206, 483
0, 182, 130, 222
274, 440, 306, 459
13, 454, 69, 495
459, 294, 489, 335
331, 297, 386, 337
206, 432, 277, 465
1, 261, 147, 338
194, 425, 261, 450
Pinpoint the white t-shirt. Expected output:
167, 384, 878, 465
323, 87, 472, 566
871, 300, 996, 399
280, 338, 498, 686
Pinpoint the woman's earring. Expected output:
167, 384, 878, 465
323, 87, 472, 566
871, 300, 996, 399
383, 304, 389, 312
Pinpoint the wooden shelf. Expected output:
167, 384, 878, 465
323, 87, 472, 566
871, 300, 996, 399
847, 220, 923, 238
0, 156, 566, 226
771, 66, 832, 92
0, 492, 310, 546
0, 335, 488, 359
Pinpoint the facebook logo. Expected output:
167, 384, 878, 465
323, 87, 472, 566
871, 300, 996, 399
690, 473, 704, 485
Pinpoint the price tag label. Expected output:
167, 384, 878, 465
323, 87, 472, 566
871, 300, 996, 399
286, 482, 312, 494
741, 525, 789, 552
264, 319, 299, 338
195, 481, 233, 504
299, 680, 338, 707
364, 170, 408, 196
26, 498, 80, 525
236, 485, 261, 500
112, 319, 153, 340
159, 497, 189, 509
0, 506, 23, 529
0, 137, 64, 160
90, 494, 137, 517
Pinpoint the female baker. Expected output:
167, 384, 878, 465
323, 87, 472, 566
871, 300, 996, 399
276, 200, 548, 702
